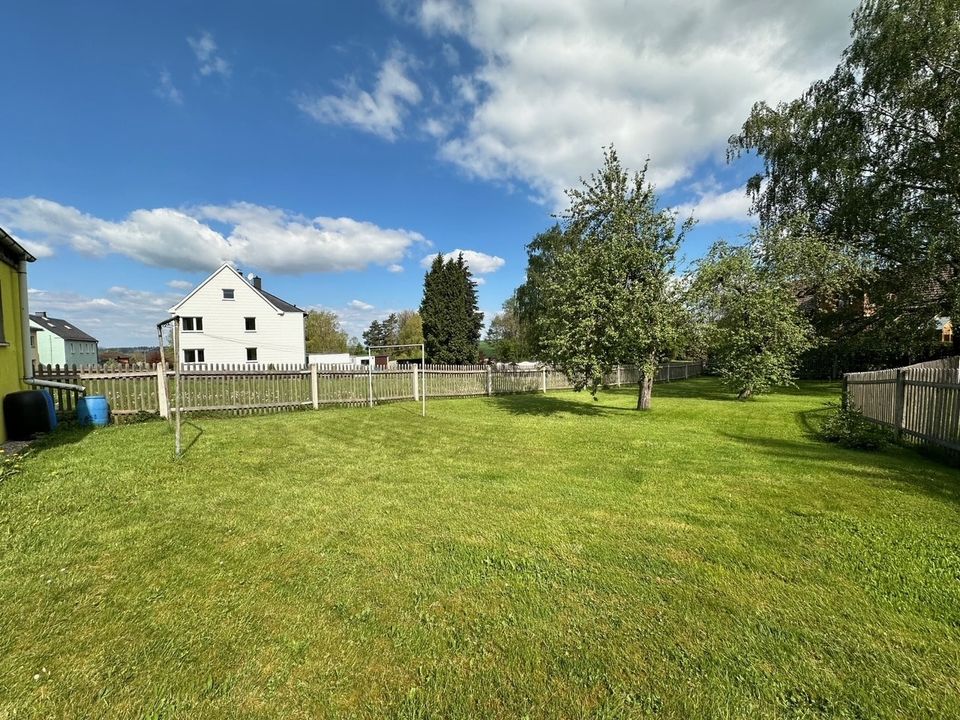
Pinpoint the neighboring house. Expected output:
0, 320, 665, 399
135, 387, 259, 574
937, 317, 953, 345
30, 312, 100, 366
0, 227, 36, 443
168, 264, 306, 365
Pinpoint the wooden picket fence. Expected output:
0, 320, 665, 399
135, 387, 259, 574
844, 357, 960, 454
33, 360, 704, 422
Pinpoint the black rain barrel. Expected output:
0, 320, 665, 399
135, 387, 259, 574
3, 390, 52, 441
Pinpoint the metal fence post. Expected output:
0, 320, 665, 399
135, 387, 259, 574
542, 367, 547, 393
412, 363, 419, 401
486, 365, 492, 396
367, 360, 374, 408
310, 363, 319, 409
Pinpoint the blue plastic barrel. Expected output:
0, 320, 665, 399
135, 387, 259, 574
77, 395, 110, 427
42, 390, 58, 431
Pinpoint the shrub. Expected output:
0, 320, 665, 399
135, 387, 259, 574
820, 403, 893, 450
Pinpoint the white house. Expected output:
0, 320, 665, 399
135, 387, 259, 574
168, 264, 306, 366
29, 312, 100, 367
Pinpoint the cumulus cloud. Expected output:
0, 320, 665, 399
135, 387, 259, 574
420, 248, 505, 275
188, 31, 231, 78
155, 69, 183, 105
166, 279, 195, 290
28, 286, 182, 346
296, 50, 422, 141
387, 263, 404, 273
348, 299, 374, 311
0, 197, 427, 275
403, 0, 857, 207
674, 186, 753, 224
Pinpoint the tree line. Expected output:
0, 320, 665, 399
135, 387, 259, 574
305, 253, 484, 364
308, 0, 956, 409
485, 0, 958, 409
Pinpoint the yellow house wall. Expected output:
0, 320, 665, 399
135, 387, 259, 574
0, 261, 27, 443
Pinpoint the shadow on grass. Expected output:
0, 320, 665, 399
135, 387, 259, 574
20, 423, 96, 456
179, 421, 204, 457
722, 431, 960, 506
490, 392, 632, 417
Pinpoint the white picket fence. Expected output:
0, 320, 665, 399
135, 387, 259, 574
35, 360, 704, 421
844, 357, 960, 453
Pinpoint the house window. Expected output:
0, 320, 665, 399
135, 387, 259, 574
182, 316, 203, 331
244, 317, 256, 331
246, 347, 258, 362
223, 289, 235, 300
183, 349, 205, 363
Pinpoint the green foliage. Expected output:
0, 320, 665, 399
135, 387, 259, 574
536, 146, 692, 408
485, 292, 532, 362
821, 403, 894, 450
304, 310, 349, 354
731, 0, 960, 367
420, 253, 484, 363
691, 232, 816, 399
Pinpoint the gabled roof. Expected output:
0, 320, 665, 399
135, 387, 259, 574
0, 226, 36, 267
29, 315, 99, 343
168, 263, 305, 315
259, 288, 305, 314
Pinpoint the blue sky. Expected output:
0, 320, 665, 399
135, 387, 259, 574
0, 0, 858, 346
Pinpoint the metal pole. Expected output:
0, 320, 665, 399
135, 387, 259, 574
174, 316, 182, 457
421, 343, 426, 417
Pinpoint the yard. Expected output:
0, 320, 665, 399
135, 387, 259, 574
1, 377, 958, 719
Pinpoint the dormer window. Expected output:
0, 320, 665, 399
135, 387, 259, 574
223, 289, 235, 300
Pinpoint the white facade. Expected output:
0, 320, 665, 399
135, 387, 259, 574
168, 264, 306, 366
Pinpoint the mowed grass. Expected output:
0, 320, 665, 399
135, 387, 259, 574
1, 378, 958, 719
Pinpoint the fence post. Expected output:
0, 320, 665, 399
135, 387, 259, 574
310, 364, 319, 409
542, 367, 547, 393
893, 368, 905, 441
486, 365, 492, 396
156, 363, 170, 419
367, 361, 374, 408
412, 363, 419, 401
617, 364, 622, 387
684, 363, 689, 380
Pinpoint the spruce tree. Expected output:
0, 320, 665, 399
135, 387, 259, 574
420, 252, 484, 363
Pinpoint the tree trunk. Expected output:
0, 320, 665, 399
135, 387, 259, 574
738, 388, 752, 400
637, 374, 653, 410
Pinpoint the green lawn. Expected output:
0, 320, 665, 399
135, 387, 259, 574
1, 378, 958, 719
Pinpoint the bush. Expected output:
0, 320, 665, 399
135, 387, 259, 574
820, 403, 893, 450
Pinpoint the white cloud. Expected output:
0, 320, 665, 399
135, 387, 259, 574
155, 69, 183, 104
441, 42, 460, 66
28, 285, 181, 346
387, 263, 404, 273
307, 302, 399, 339
297, 50, 422, 141
0, 197, 427, 275
674, 186, 752, 224
188, 31, 231, 78
166, 279, 195, 290
348, 299, 374, 311
407, 0, 858, 207
420, 248, 505, 274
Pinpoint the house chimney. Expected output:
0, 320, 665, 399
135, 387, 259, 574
253, 276, 262, 290
37, 311, 47, 319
